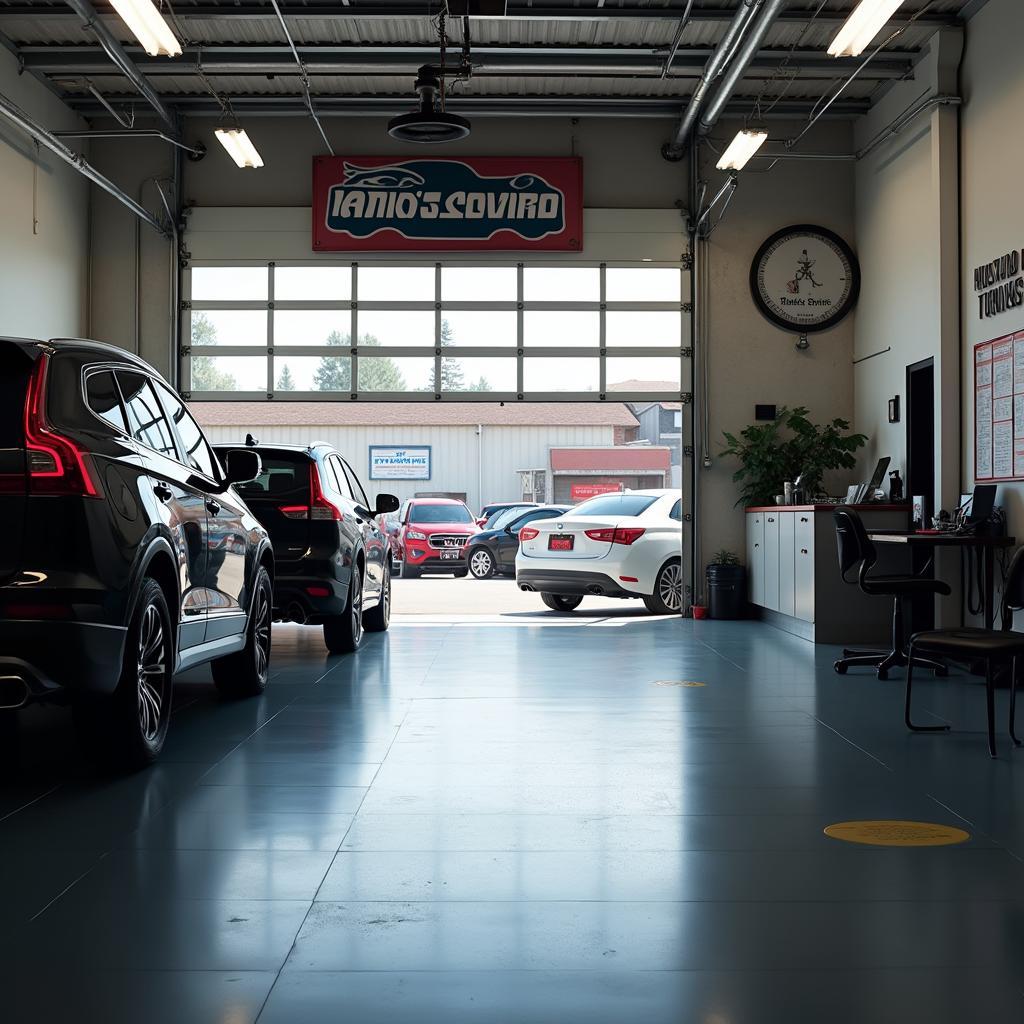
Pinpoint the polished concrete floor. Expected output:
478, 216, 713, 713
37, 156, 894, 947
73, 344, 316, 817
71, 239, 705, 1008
2, 595, 1024, 1022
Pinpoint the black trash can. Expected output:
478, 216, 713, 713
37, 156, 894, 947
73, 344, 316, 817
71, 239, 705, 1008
706, 564, 746, 620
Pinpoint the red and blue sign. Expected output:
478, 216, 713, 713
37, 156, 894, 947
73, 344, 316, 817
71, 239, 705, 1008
313, 156, 582, 252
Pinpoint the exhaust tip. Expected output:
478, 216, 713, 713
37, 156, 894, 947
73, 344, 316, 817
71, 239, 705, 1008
519, 583, 535, 592
286, 602, 308, 624
0, 675, 29, 710
587, 585, 604, 596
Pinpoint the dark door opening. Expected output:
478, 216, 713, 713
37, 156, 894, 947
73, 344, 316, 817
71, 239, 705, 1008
906, 357, 935, 632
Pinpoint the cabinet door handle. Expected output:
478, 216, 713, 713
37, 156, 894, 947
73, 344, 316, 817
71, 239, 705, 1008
754, 543, 759, 549
800, 548, 809, 555
767, 517, 775, 523
799, 516, 809, 523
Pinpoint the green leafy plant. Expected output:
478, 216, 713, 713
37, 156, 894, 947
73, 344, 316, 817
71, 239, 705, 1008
709, 549, 741, 567
721, 406, 867, 508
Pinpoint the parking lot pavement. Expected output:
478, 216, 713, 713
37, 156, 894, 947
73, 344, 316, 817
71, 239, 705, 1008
390, 575, 650, 620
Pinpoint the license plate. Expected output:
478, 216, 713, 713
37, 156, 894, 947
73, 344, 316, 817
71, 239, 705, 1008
549, 535, 574, 551
439, 550, 460, 560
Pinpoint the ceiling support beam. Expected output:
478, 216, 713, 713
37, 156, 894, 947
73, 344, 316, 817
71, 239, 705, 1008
0, 4, 958, 25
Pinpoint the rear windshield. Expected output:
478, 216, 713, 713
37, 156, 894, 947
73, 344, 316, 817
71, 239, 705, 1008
489, 506, 532, 529
409, 503, 474, 524
228, 452, 309, 498
0, 346, 31, 445
571, 494, 658, 517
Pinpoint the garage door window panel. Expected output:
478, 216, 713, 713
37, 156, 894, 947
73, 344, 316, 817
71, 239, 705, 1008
441, 357, 517, 393
606, 267, 681, 302
190, 267, 268, 301
523, 267, 599, 302
358, 266, 435, 302
275, 266, 352, 301
523, 311, 599, 348
442, 266, 517, 301
190, 356, 268, 393
358, 310, 435, 348
190, 310, 267, 348
274, 310, 354, 347
606, 312, 682, 349
524, 358, 599, 393
442, 311, 516, 349
606, 358, 683, 390
275, 355, 351, 392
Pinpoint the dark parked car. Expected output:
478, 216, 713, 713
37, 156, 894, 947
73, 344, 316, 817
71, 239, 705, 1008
214, 443, 398, 654
476, 500, 538, 528
0, 337, 271, 766
465, 505, 572, 579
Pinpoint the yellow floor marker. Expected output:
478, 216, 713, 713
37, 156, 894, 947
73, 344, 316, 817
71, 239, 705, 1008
654, 680, 706, 688
824, 820, 970, 847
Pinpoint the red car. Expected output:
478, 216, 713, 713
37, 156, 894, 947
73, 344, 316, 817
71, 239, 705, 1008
397, 498, 479, 578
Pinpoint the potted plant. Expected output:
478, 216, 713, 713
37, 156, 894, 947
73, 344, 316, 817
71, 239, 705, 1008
721, 406, 867, 508
706, 549, 746, 620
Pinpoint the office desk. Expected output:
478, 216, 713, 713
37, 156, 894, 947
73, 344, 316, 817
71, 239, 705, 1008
868, 532, 1016, 629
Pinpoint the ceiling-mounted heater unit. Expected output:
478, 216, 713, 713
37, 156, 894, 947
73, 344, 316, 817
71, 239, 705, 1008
387, 11, 475, 143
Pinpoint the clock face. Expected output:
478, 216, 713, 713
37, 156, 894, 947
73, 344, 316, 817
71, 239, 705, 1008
750, 225, 860, 334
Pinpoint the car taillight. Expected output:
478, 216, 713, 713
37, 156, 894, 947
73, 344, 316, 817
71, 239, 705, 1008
279, 505, 309, 520
24, 354, 101, 498
310, 463, 343, 521
519, 527, 540, 541
584, 527, 645, 545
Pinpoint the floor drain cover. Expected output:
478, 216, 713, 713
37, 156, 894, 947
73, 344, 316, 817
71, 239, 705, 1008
654, 680, 706, 687
824, 820, 970, 847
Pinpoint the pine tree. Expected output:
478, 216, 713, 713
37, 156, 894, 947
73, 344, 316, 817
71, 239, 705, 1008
189, 312, 237, 391
429, 318, 465, 391
357, 334, 406, 391
275, 365, 296, 391
313, 329, 352, 391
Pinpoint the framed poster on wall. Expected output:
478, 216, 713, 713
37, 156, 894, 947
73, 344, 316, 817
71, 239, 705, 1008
974, 331, 1024, 481
369, 446, 431, 480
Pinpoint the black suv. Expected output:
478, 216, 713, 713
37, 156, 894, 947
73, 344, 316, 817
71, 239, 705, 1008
0, 338, 272, 767
213, 443, 398, 654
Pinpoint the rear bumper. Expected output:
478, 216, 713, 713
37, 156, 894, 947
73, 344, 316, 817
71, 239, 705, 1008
516, 569, 633, 599
273, 574, 348, 623
0, 619, 127, 703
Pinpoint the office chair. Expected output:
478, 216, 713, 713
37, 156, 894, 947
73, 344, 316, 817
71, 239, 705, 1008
906, 545, 1024, 758
832, 508, 950, 680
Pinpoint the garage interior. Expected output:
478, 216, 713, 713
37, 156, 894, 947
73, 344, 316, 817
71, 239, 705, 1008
3, 0, 1024, 1021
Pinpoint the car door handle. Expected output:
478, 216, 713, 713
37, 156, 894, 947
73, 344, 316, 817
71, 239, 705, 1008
153, 482, 173, 502
206, 499, 221, 515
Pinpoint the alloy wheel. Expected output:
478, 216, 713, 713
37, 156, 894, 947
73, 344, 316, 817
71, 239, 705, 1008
352, 571, 364, 645
659, 562, 683, 612
137, 603, 167, 743
382, 565, 391, 625
470, 549, 493, 578
253, 583, 270, 679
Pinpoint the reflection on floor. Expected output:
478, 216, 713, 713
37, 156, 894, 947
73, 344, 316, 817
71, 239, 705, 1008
1, 617, 1023, 1023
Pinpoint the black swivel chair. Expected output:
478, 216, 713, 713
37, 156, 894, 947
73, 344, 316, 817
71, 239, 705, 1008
832, 508, 950, 680
906, 545, 1024, 759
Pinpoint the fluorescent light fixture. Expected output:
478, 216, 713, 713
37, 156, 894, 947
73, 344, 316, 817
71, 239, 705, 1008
827, 0, 903, 58
214, 128, 264, 169
109, 0, 182, 57
716, 129, 768, 171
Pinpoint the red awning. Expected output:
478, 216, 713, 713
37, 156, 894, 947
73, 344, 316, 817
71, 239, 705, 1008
550, 446, 671, 473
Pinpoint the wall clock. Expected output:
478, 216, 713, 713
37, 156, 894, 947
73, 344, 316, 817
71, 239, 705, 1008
750, 224, 860, 334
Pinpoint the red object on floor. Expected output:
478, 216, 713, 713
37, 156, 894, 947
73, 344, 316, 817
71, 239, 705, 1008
692, 605, 709, 620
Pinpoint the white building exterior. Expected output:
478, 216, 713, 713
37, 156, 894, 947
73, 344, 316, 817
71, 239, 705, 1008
193, 401, 639, 513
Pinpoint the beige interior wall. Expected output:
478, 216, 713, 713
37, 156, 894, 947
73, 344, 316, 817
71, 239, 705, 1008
0, 50, 89, 339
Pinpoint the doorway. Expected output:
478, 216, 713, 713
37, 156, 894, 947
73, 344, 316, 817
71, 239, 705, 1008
906, 356, 935, 632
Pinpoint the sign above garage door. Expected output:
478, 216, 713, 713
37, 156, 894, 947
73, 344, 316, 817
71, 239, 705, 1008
313, 157, 583, 252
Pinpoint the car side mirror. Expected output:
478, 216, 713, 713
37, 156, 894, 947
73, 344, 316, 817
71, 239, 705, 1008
375, 493, 400, 515
222, 449, 262, 486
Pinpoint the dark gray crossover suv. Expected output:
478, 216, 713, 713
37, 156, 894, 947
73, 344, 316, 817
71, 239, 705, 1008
214, 442, 399, 655
0, 338, 272, 767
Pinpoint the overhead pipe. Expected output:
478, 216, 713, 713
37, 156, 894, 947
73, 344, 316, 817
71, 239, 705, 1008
54, 128, 206, 157
0, 90, 169, 237
663, 0, 762, 161
696, 0, 790, 139
64, 0, 176, 131
267, 0, 335, 155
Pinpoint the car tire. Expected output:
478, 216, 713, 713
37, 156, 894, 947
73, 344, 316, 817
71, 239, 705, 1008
364, 562, 391, 634
401, 562, 418, 579
643, 559, 683, 615
541, 593, 584, 612
74, 577, 174, 769
469, 548, 495, 579
212, 566, 273, 698
324, 565, 365, 654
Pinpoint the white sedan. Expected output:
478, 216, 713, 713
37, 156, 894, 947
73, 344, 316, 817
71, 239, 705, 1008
515, 489, 684, 614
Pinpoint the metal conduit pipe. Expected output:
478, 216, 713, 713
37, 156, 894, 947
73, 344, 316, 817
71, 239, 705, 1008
0, 90, 169, 237
64, 0, 176, 131
663, 0, 762, 161
54, 128, 206, 157
855, 94, 961, 161
697, 0, 790, 137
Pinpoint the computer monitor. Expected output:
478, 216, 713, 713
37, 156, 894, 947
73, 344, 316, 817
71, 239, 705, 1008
864, 457, 891, 498
967, 484, 997, 525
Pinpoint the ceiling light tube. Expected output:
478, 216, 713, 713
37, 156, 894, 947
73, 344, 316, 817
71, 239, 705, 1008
109, 0, 182, 57
214, 128, 264, 169
716, 128, 768, 171
827, 0, 904, 58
